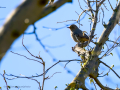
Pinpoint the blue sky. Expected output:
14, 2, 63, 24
0, 0, 120, 90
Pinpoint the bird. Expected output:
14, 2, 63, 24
67, 24, 89, 43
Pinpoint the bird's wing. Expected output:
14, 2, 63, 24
79, 31, 89, 39
71, 32, 79, 42
74, 31, 89, 42
74, 31, 88, 39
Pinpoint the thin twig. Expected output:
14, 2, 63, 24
98, 68, 110, 77
3, 70, 9, 90
78, 0, 92, 17
98, 0, 106, 7
45, 72, 61, 79
4, 60, 81, 79
22, 34, 43, 61
100, 36, 120, 59
87, 0, 94, 17
57, 20, 76, 23
11, 51, 43, 64
99, 60, 120, 79
93, 80, 97, 90
108, 0, 114, 11
42, 61, 45, 90
83, 0, 87, 4
27, 78, 41, 90
97, 12, 101, 23
102, 3, 109, 11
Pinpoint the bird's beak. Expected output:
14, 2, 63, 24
67, 26, 70, 28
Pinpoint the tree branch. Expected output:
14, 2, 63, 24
65, 1, 120, 90
0, 0, 72, 61
93, 1, 120, 55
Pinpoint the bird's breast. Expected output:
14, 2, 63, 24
70, 32, 79, 42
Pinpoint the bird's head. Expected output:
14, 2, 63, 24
67, 24, 78, 31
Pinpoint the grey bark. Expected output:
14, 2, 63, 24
0, 0, 72, 61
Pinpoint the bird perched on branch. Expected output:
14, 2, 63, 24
67, 24, 89, 43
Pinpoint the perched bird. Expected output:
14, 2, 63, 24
67, 24, 89, 43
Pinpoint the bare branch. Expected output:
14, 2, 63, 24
108, 0, 114, 11
42, 61, 45, 90
100, 36, 120, 59
3, 59, 81, 79
98, 0, 106, 7
27, 78, 41, 90
93, 77, 114, 90
66, 1, 120, 90
93, 1, 120, 56
45, 72, 61, 79
100, 60, 120, 79
87, 0, 94, 17
0, 0, 72, 60
11, 51, 43, 64
3, 70, 9, 90
93, 81, 97, 90
102, 3, 109, 11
